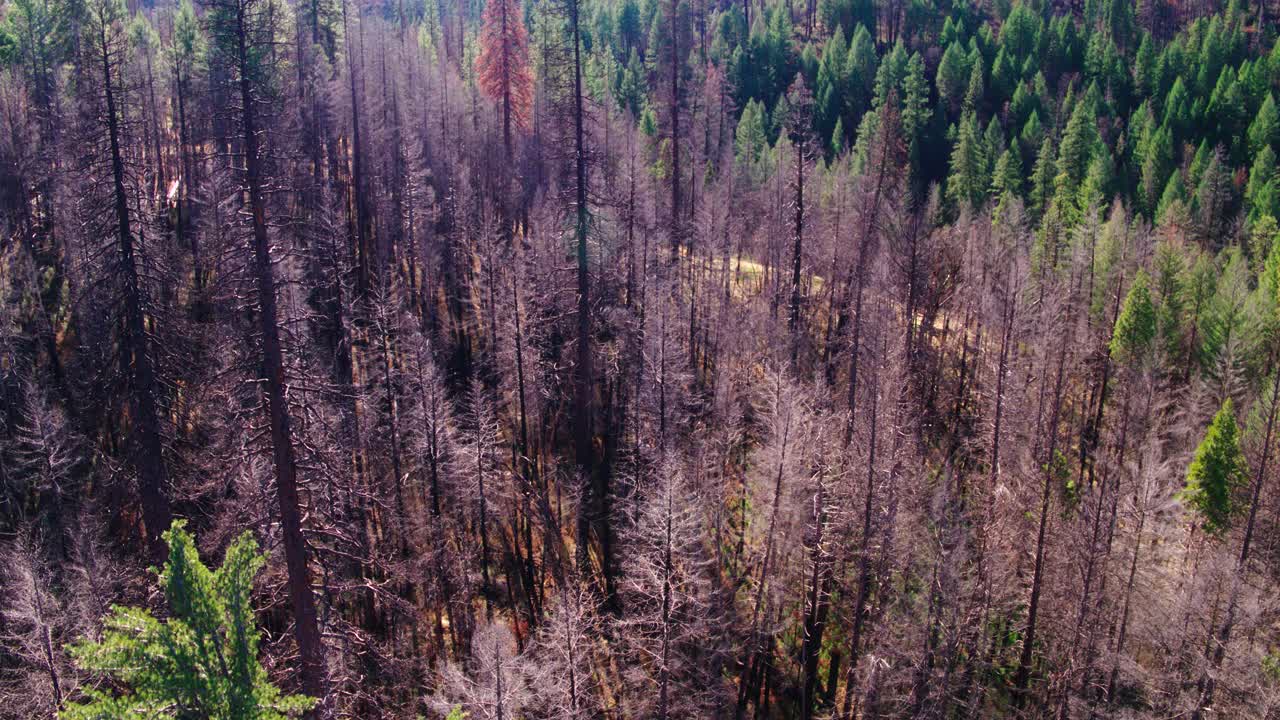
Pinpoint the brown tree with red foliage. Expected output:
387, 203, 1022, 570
476, 0, 533, 158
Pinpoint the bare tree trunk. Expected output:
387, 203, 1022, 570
668, 0, 681, 261
1107, 491, 1144, 704
736, 377, 792, 720
568, 0, 597, 594
31, 570, 61, 709
840, 372, 879, 720
144, 47, 165, 197
1013, 319, 1071, 707
799, 470, 832, 720
842, 136, 890, 445
344, 0, 373, 294
789, 140, 805, 367
174, 66, 199, 294
658, 482, 674, 720
98, 17, 173, 562
234, 1, 327, 701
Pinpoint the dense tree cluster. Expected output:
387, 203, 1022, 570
4, 0, 1280, 717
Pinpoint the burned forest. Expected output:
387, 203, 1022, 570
5, 0, 1280, 717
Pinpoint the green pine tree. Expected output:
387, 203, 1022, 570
1257, 215, 1280, 307
901, 52, 931, 165
735, 99, 770, 177
990, 47, 1015, 104
963, 53, 986, 111
61, 522, 317, 719
947, 111, 989, 210
1111, 269, 1158, 363
1000, 2, 1041, 58
1183, 400, 1248, 536
814, 27, 847, 146
1248, 145, 1280, 222
991, 146, 1024, 198
872, 41, 908, 107
1134, 32, 1156, 97
1254, 216, 1280, 347
1201, 248, 1251, 374
1140, 126, 1174, 218
844, 23, 877, 118
1020, 110, 1044, 154
1163, 77, 1191, 140
1193, 146, 1237, 245
1010, 82, 1037, 127
1057, 93, 1099, 194
937, 41, 970, 113
1030, 136, 1056, 216
1188, 139, 1212, 189
1078, 151, 1113, 212
1249, 93, 1279, 157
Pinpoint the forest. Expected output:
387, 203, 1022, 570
3, 0, 1280, 715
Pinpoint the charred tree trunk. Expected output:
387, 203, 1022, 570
568, 0, 596, 588
98, 16, 173, 561
344, 0, 373, 295
840, 370, 879, 720
233, 1, 328, 701
789, 139, 805, 367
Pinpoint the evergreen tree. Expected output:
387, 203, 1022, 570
1079, 149, 1114, 212
771, 92, 791, 141
844, 23, 876, 120
1020, 110, 1043, 155
1201, 249, 1251, 376
1030, 136, 1056, 216
814, 27, 846, 148
1254, 218, 1280, 348
1000, 2, 1040, 58
871, 40, 907, 107
1010, 82, 1037, 128
61, 523, 317, 719
1057, 93, 1099, 194
1189, 140, 1213, 188
736, 99, 770, 179
1111, 270, 1158, 363
1134, 32, 1157, 97
1248, 93, 1279, 157
900, 52, 931, 167
1183, 400, 1248, 536
1247, 145, 1280, 222
615, 48, 648, 115
937, 41, 969, 114
990, 47, 1015, 104
1164, 76, 1191, 140
1193, 146, 1237, 245
947, 111, 989, 209
963, 54, 985, 111
1207, 69, 1246, 154
1155, 239, 1188, 360
991, 146, 1024, 199
1140, 126, 1174, 217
